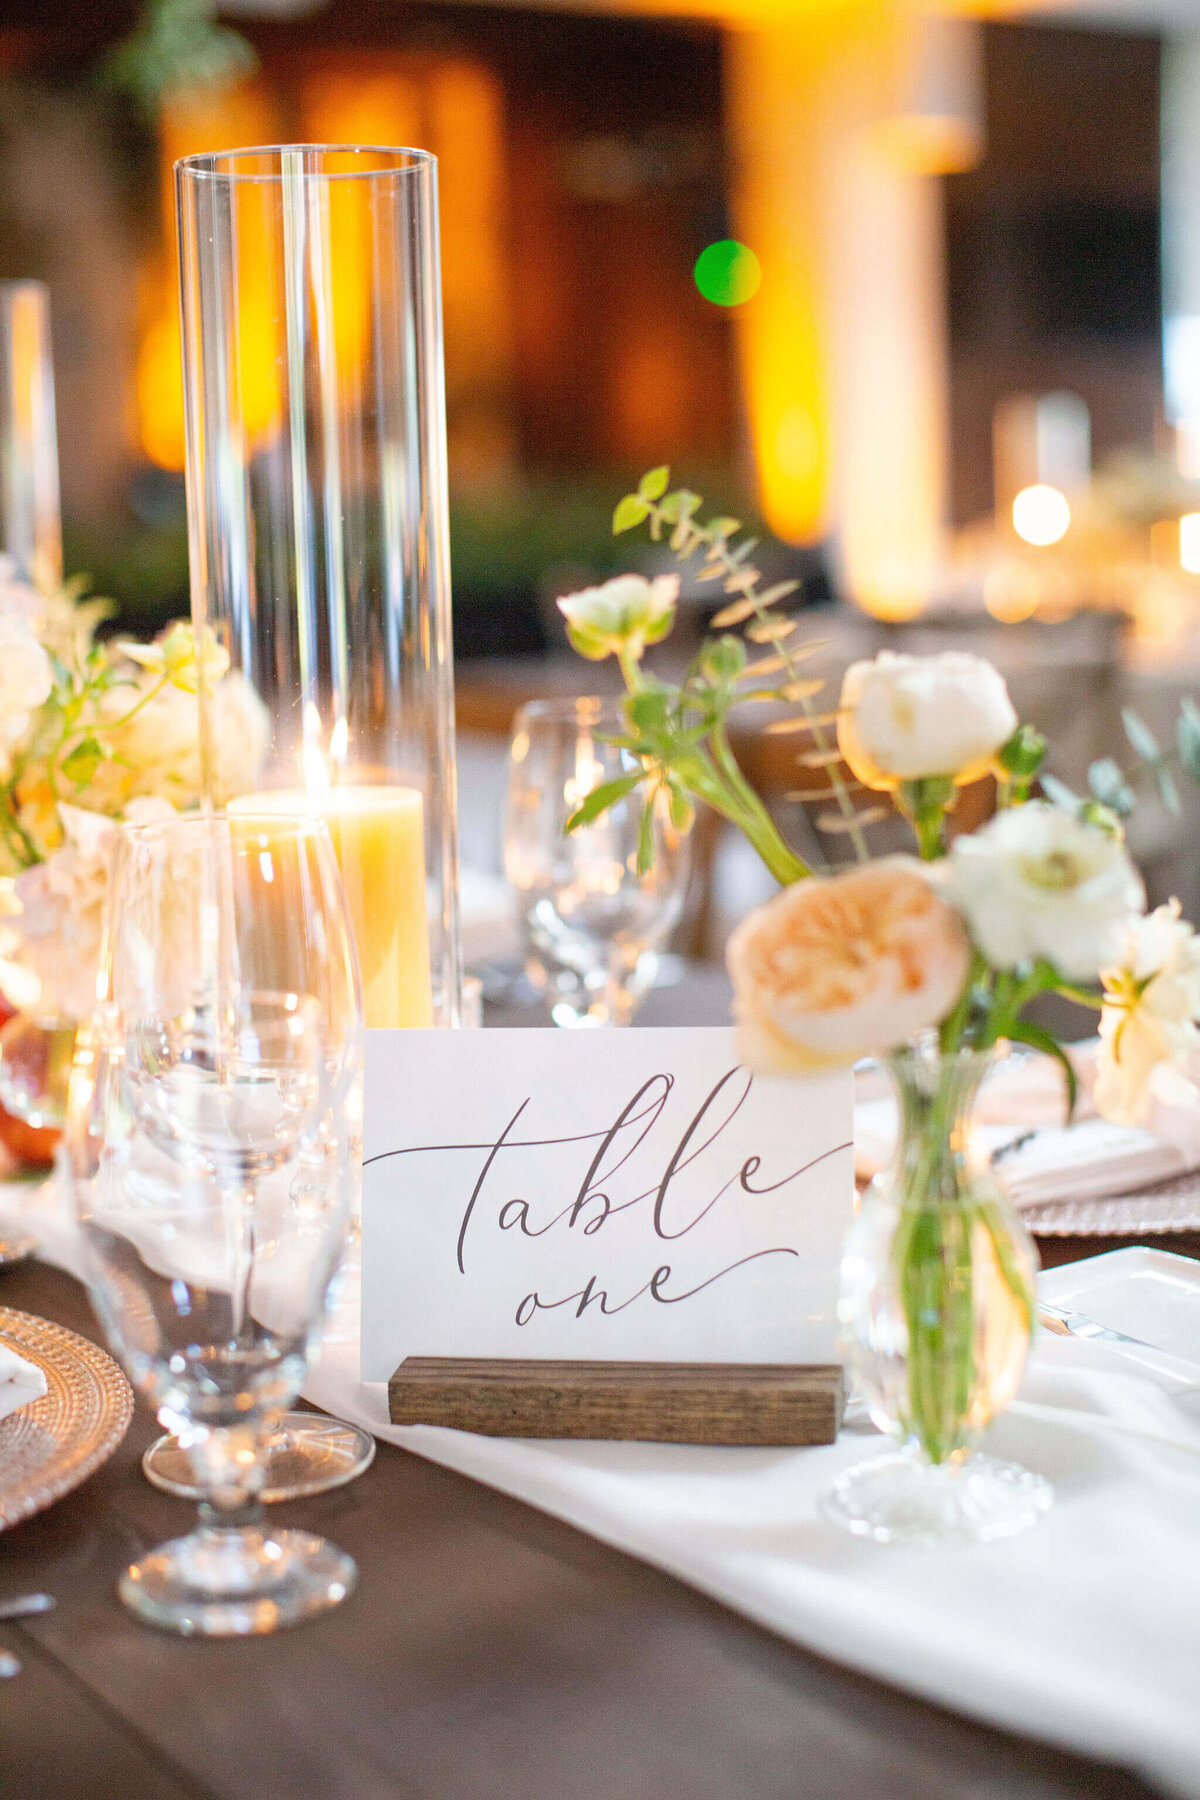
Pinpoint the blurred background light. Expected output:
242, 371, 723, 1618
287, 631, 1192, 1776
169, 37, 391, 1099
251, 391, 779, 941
693, 239, 761, 308
1012, 483, 1071, 547
1181, 511, 1200, 575
878, 14, 984, 177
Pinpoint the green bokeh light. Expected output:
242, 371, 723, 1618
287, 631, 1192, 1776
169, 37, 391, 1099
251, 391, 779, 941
693, 239, 762, 307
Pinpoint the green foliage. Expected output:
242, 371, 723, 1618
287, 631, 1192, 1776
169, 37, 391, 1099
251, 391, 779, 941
561, 465, 882, 878
564, 773, 643, 834
1178, 698, 1200, 782
637, 466, 670, 502
1087, 757, 1134, 817
612, 494, 651, 534
998, 725, 1046, 781
1121, 707, 1160, 763
698, 635, 745, 683
1004, 1020, 1078, 1120
60, 736, 106, 791
100, 0, 256, 112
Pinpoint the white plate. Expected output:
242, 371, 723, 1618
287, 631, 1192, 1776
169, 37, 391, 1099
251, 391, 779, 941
1039, 1247, 1200, 1369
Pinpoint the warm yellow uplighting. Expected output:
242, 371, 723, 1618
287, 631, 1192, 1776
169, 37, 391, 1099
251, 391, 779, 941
1181, 513, 1200, 575
1012, 484, 1070, 548
983, 559, 1041, 623
137, 80, 280, 470
727, 9, 948, 583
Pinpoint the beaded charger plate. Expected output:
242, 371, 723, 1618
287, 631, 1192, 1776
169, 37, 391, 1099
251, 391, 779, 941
0, 1306, 133, 1529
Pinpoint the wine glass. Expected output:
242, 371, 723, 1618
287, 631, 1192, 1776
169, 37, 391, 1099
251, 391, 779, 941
113, 810, 375, 1505
65, 812, 365, 1634
504, 698, 691, 1026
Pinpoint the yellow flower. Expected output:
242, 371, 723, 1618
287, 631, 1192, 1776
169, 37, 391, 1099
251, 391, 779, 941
726, 858, 971, 1075
115, 622, 230, 693
557, 575, 679, 662
1094, 901, 1200, 1126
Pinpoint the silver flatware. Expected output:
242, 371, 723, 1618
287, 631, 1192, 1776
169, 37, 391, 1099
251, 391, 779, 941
1038, 1301, 1160, 1352
0, 1593, 55, 1621
1039, 1301, 1200, 1387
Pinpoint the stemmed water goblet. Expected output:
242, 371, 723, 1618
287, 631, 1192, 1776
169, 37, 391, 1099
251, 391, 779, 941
504, 698, 691, 1026
65, 811, 365, 1633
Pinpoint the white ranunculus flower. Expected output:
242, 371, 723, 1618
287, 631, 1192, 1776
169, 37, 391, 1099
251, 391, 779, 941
0, 798, 174, 1021
837, 650, 1018, 791
557, 574, 679, 661
1094, 901, 1200, 1126
943, 801, 1145, 981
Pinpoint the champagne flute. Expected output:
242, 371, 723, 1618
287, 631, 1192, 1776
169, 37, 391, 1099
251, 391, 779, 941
65, 812, 365, 1633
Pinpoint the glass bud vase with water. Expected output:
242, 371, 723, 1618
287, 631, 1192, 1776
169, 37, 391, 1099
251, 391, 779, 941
828, 1038, 1052, 1545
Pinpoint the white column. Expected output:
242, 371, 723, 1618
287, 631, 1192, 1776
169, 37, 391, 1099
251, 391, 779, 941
725, 6, 955, 620
1162, 32, 1200, 469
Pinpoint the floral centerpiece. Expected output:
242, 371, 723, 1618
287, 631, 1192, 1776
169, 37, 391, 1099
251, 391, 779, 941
557, 467, 1200, 1543
0, 562, 266, 1139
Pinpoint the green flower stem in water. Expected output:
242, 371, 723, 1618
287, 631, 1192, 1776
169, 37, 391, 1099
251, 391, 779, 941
887, 1047, 1035, 1465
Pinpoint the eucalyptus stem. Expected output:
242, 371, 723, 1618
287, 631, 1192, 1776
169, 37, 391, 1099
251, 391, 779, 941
640, 493, 869, 865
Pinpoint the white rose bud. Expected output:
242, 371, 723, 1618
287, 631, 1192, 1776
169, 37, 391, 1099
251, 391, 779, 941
837, 651, 1018, 791
558, 574, 679, 662
943, 801, 1145, 981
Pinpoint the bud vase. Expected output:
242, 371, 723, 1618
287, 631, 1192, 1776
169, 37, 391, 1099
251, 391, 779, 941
827, 1039, 1052, 1545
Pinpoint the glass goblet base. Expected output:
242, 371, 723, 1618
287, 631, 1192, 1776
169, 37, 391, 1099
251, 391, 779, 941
823, 1448, 1053, 1546
143, 1412, 376, 1502
118, 1525, 356, 1636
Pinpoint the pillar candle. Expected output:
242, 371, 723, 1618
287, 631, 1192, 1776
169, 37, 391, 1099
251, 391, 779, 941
231, 786, 433, 1029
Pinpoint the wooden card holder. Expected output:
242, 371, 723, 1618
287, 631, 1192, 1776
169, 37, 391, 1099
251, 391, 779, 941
388, 1358, 844, 1446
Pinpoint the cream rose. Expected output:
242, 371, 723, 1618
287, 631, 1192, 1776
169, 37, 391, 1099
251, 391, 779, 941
0, 797, 174, 1021
837, 651, 1018, 791
557, 574, 679, 662
943, 801, 1144, 981
726, 858, 971, 1074
0, 612, 53, 766
1094, 901, 1200, 1126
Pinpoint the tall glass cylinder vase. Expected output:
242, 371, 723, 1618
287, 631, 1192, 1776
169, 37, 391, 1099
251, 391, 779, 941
0, 280, 61, 591
0, 281, 65, 1166
176, 147, 461, 1029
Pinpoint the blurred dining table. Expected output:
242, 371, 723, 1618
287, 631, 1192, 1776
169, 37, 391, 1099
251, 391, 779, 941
457, 602, 1200, 931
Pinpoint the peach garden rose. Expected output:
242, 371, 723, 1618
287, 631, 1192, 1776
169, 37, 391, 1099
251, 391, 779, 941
726, 858, 972, 1074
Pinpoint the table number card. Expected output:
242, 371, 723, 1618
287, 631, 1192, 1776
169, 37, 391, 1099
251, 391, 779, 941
361, 1028, 854, 1388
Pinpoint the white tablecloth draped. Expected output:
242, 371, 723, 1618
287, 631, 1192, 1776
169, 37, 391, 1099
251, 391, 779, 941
8, 1175, 1200, 1799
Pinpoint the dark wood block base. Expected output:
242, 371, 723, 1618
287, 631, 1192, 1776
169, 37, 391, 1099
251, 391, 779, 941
389, 1357, 845, 1444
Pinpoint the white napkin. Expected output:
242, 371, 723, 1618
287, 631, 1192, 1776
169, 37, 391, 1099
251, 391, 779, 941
0, 1341, 47, 1422
854, 1043, 1200, 1211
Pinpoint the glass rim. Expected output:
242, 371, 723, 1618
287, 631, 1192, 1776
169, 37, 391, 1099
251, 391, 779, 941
115, 808, 335, 846
175, 144, 435, 183
515, 696, 624, 725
